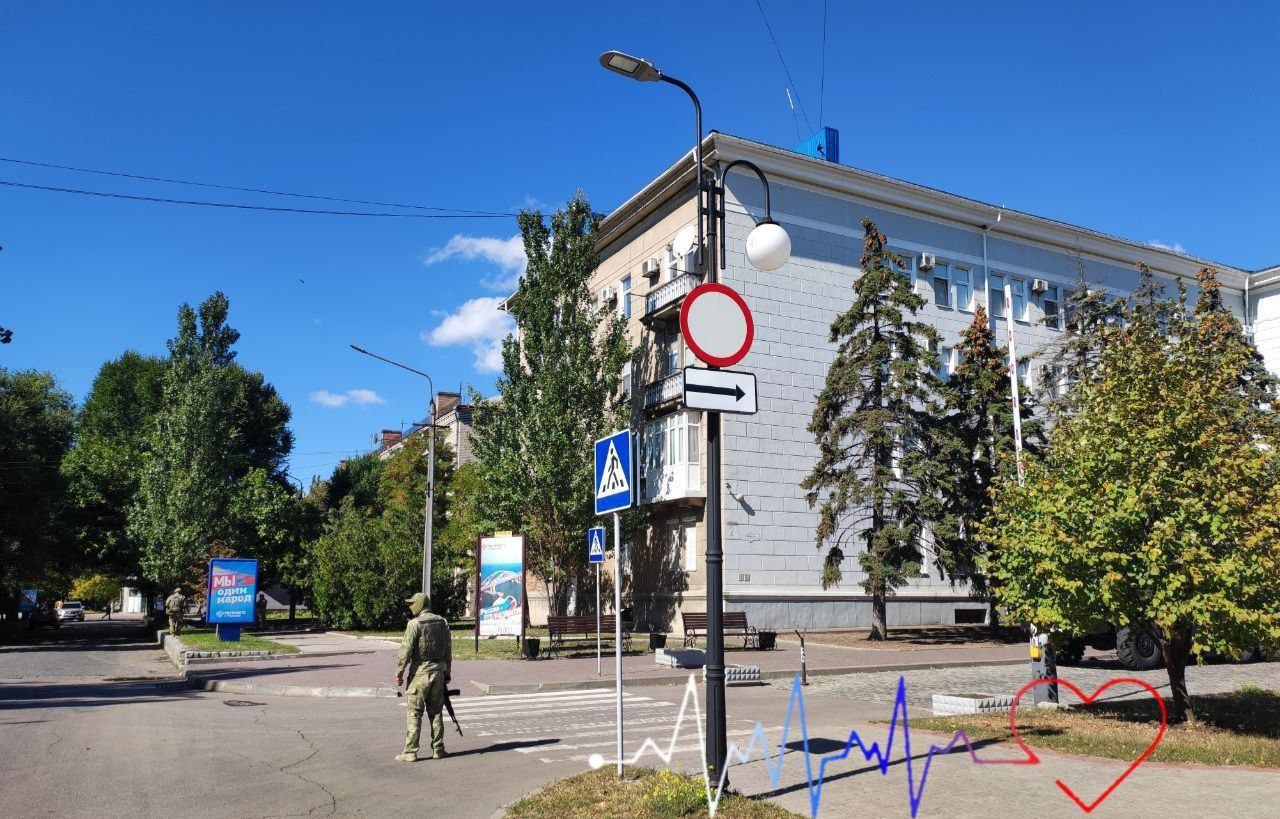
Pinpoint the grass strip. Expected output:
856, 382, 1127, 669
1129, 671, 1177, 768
505, 766, 802, 818
178, 628, 300, 654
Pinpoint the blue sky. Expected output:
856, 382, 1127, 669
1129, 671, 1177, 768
3, 2, 1277, 483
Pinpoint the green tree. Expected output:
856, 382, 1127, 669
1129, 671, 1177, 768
130, 293, 294, 589
1037, 255, 1122, 417
801, 219, 951, 640
934, 307, 1042, 615
62, 352, 167, 579
0, 369, 76, 592
308, 499, 418, 629
470, 195, 630, 616
69, 573, 123, 607
982, 269, 1280, 723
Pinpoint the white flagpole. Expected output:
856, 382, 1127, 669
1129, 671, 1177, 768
1004, 283, 1025, 484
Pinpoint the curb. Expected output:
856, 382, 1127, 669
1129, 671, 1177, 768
469, 656, 1028, 695
185, 673, 401, 699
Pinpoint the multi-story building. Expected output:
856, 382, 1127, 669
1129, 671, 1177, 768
592, 130, 1278, 634
375, 391, 475, 465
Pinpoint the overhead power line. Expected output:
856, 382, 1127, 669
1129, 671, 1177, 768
0, 179, 515, 219
0, 156, 516, 217
753, 0, 813, 135
819, 0, 829, 127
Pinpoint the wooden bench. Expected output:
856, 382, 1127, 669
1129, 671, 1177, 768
545, 614, 632, 656
681, 611, 758, 649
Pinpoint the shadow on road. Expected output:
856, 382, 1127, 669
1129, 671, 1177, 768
445, 738, 560, 758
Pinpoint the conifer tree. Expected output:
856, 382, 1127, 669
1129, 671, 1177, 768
469, 195, 630, 616
934, 307, 1041, 619
1038, 256, 1121, 417
802, 219, 950, 640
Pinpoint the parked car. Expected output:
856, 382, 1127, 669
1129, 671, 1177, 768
56, 600, 85, 622
28, 607, 60, 629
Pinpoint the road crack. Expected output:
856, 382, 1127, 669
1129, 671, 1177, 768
248, 713, 339, 818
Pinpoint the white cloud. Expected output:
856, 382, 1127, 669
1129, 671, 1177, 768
423, 296, 514, 374
424, 234, 526, 291
1147, 239, 1187, 255
310, 388, 386, 408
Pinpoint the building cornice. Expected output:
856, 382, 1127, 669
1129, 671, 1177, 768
599, 132, 1258, 292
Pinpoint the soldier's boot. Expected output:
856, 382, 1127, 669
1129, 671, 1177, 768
432, 749, 448, 760
394, 752, 417, 762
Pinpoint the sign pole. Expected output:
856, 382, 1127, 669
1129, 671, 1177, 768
613, 511, 624, 781
596, 563, 602, 677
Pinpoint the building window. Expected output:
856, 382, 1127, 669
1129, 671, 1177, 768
621, 361, 632, 400
1010, 278, 1028, 322
657, 328, 679, 377
953, 266, 973, 311
937, 345, 953, 382
932, 268, 951, 308
683, 523, 697, 572
1016, 359, 1030, 388
621, 275, 632, 319
989, 274, 1006, 318
888, 248, 915, 288
1043, 285, 1061, 330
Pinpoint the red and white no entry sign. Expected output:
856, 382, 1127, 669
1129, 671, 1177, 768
679, 282, 755, 368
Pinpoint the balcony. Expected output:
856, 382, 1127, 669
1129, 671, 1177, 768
644, 371, 683, 412
641, 461, 704, 506
644, 272, 701, 324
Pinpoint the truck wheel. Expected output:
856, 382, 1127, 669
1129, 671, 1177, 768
1057, 638, 1085, 665
1115, 626, 1162, 670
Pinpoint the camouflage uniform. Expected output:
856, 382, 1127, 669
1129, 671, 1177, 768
164, 588, 187, 636
396, 593, 452, 759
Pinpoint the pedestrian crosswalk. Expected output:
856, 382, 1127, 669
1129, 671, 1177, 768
446, 688, 768, 766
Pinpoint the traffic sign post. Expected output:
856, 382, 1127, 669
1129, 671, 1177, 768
683, 366, 757, 414
593, 430, 632, 778
588, 525, 606, 676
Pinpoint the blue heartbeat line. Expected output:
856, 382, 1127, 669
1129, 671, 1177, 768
592, 673, 990, 818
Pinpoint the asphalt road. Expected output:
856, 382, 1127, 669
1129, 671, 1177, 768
2, 623, 1276, 818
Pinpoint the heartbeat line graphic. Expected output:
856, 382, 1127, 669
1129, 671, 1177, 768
589, 673, 994, 818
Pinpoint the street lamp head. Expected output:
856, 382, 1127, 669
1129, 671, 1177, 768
745, 219, 791, 272
599, 50, 661, 82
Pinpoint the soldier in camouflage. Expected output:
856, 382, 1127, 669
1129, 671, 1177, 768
395, 592, 452, 762
164, 587, 186, 636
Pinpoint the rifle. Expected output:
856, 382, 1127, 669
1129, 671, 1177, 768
444, 688, 463, 736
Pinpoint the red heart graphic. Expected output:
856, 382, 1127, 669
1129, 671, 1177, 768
991, 677, 1168, 813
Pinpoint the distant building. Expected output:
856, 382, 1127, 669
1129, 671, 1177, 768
376, 391, 475, 465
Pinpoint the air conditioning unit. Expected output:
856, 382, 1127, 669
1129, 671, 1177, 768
919, 252, 936, 271
641, 258, 661, 279
599, 286, 616, 306
1031, 278, 1049, 294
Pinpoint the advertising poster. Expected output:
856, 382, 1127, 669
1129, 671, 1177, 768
477, 534, 524, 637
206, 558, 259, 624
19, 589, 37, 613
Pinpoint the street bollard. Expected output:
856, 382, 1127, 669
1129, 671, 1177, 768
1029, 627, 1059, 705
794, 629, 808, 686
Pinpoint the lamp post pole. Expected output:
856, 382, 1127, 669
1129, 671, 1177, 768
351, 344, 436, 603
599, 50, 790, 782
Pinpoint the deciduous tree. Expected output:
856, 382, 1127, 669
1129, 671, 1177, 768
982, 269, 1280, 723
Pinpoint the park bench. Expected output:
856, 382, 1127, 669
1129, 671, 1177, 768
681, 611, 758, 649
545, 614, 632, 656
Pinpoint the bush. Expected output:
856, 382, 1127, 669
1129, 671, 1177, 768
642, 769, 708, 817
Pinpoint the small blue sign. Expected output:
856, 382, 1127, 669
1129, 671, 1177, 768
593, 429, 633, 515
587, 526, 606, 564
206, 558, 259, 625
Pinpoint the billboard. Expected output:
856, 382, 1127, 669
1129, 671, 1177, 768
206, 558, 259, 625
19, 589, 37, 613
477, 535, 524, 638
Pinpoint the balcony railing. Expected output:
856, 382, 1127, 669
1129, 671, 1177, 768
644, 272, 701, 321
644, 371, 683, 411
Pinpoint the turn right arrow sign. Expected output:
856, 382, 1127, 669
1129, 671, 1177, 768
682, 367, 757, 415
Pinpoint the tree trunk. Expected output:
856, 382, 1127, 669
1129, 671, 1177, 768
869, 587, 888, 641
987, 597, 1001, 633
1160, 629, 1195, 725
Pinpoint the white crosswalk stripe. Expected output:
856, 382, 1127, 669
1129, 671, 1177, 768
450, 688, 761, 765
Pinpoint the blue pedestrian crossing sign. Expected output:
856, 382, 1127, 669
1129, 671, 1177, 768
587, 526, 606, 564
593, 429, 633, 515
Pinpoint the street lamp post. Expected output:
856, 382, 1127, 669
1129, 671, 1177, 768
600, 50, 791, 781
351, 344, 436, 605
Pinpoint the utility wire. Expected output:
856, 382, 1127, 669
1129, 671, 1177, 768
0, 179, 515, 219
753, 0, 813, 135
818, 0, 829, 127
0, 156, 516, 217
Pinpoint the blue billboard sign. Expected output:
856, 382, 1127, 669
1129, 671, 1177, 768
19, 589, 37, 613
593, 429, 633, 515
206, 558, 259, 625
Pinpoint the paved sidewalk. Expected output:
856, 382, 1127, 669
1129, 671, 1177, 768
186, 631, 1029, 698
